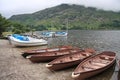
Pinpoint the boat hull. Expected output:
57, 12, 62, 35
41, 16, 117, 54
10, 39, 47, 47
72, 51, 116, 80
46, 52, 95, 71
47, 59, 83, 71
27, 49, 82, 63
118, 60, 120, 80
72, 60, 115, 80
22, 46, 77, 58
9, 35, 47, 47
28, 55, 62, 62
55, 32, 68, 37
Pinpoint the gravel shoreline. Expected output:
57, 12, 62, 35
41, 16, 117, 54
0, 39, 74, 80
0, 39, 118, 80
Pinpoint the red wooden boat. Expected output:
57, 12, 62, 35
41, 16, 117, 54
22, 46, 74, 58
72, 51, 116, 80
46, 49, 95, 71
119, 60, 120, 70
118, 60, 120, 80
26, 48, 83, 63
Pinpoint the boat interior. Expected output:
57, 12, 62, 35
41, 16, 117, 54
49, 52, 93, 64
74, 53, 115, 73
27, 48, 66, 53
24, 46, 73, 53
32, 49, 81, 57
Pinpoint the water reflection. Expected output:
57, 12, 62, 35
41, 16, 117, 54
47, 36, 68, 48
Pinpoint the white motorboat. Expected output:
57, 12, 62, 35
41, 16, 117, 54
55, 31, 68, 37
40, 32, 55, 38
9, 34, 47, 47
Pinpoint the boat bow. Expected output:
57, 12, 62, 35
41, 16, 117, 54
72, 72, 80, 78
26, 55, 32, 59
46, 64, 53, 68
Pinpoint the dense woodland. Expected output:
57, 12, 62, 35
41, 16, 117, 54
0, 14, 10, 37
0, 4, 120, 37
0, 14, 31, 37
9, 4, 120, 30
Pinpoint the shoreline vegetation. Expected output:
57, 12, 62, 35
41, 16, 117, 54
9, 4, 120, 31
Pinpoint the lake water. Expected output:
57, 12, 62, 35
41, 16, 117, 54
47, 30, 120, 56
48, 30, 120, 80
22, 30, 120, 80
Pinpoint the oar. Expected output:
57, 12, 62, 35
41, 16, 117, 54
110, 58, 119, 80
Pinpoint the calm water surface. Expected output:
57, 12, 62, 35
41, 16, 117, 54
21, 30, 120, 80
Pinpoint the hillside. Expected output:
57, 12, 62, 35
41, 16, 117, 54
9, 4, 120, 30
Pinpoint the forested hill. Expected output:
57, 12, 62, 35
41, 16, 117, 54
9, 4, 120, 30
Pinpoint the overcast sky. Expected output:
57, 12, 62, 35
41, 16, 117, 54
0, 0, 120, 18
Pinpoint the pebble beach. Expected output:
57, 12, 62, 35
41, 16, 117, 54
0, 39, 74, 80
0, 37, 119, 80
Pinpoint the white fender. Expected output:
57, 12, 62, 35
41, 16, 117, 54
71, 72, 80, 78
26, 55, 31, 59
46, 64, 53, 68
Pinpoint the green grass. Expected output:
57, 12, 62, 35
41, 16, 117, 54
2, 32, 13, 37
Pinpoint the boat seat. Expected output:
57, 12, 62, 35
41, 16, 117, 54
72, 54, 85, 60
82, 66, 94, 70
90, 60, 110, 64
70, 57, 79, 61
82, 53, 91, 57
70, 50, 77, 53
54, 53, 57, 55
99, 55, 114, 61
62, 51, 70, 55
90, 65, 101, 69
60, 48, 66, 50
90, 61, 106, 66
81, 65, 100, 71
69, 56, 73, 59
60, 60, 63, 63
89, 60, 109, 66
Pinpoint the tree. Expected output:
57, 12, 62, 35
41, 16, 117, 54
31, 29, 35, 35
12, 23, 31, 34
0, 14, 10, 37
13, 29, 21, 34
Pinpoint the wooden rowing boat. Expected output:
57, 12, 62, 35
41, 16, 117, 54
72, 51, 116, 80
46, 49, 95, 71
55, 31, 68, 37
22, 46, 73, 58
119, 60, 120, 70
26, 48, 84, 63
118, 60, 120, 80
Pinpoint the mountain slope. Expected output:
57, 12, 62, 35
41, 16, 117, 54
9, 4, 120, 30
